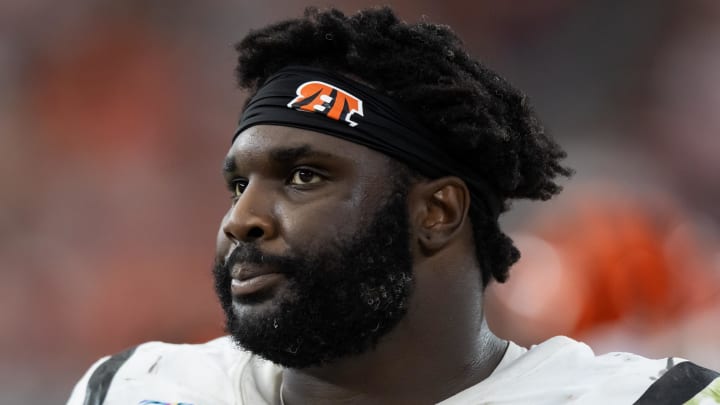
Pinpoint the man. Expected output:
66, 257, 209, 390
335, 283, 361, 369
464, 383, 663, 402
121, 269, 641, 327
68, 7, 719, 405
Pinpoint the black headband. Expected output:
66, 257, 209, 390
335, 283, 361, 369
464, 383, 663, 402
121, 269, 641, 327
234, 65, 501, 219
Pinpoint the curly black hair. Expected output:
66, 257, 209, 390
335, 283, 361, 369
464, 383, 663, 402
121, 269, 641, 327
234, 7, 572, 286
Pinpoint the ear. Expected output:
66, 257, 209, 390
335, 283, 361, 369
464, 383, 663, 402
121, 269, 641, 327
409, 177, 471, 254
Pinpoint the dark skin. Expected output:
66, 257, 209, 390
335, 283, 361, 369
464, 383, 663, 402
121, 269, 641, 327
218, 125, 508, 404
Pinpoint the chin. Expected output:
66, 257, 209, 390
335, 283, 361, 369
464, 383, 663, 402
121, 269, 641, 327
232, 297, 278, 319
232, 284, 293, 316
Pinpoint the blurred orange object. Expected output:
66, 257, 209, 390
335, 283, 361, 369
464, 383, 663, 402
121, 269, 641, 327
487, 187, 720, 346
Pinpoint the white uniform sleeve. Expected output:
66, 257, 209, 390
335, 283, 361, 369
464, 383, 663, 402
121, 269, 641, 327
65, 338, 278, 405
66, 356, 110, 405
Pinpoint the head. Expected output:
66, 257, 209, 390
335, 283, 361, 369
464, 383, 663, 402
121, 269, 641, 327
213, 7, 571, 368
215, 125, 420, 368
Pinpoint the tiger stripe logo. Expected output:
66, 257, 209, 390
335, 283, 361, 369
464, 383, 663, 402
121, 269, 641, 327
287, 81, 364, 127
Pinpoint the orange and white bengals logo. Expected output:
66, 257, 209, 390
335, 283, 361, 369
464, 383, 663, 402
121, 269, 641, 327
287, 81, 364, 127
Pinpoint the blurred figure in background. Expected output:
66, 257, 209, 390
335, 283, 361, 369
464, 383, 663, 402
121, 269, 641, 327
487, 185, 720, 368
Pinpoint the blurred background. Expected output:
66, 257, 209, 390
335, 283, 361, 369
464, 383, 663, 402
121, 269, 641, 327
1, 0, 719, 402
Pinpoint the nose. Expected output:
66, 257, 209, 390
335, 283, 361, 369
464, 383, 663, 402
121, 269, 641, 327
222, 183, 277, 243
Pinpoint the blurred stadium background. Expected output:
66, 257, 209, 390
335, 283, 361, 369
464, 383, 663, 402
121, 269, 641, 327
1, 0, 719, 402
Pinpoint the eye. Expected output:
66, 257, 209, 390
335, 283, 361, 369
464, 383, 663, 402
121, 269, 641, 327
229, 179, 248, 200
290, 168, 322, 185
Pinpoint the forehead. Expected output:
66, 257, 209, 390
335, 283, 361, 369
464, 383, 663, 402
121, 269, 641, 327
226, 125, 392, 168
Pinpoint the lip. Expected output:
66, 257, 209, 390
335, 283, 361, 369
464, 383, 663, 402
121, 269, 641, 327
230, 264, 285, 296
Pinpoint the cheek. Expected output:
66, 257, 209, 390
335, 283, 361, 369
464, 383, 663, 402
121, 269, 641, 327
278, 190, 375, 252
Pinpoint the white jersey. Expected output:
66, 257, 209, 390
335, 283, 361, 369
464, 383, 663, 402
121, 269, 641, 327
67, 336, 719, 405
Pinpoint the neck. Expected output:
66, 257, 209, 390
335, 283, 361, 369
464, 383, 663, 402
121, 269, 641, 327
281, 261, 507, 404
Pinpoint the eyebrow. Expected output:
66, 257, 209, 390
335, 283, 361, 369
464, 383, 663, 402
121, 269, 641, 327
222, 144, 335, 175
268, 145, 334, 163
222, 156, 237, 174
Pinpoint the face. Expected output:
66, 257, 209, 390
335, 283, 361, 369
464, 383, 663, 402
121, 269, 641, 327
213, 125, 415, 368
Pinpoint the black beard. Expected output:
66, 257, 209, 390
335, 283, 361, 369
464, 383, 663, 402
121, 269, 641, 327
212, 186, 414, 369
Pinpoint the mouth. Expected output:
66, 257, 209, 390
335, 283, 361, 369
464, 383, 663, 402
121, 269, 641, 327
230, 264, 286, 298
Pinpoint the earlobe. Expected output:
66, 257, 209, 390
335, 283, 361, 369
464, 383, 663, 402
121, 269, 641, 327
412, 177, 470, 254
